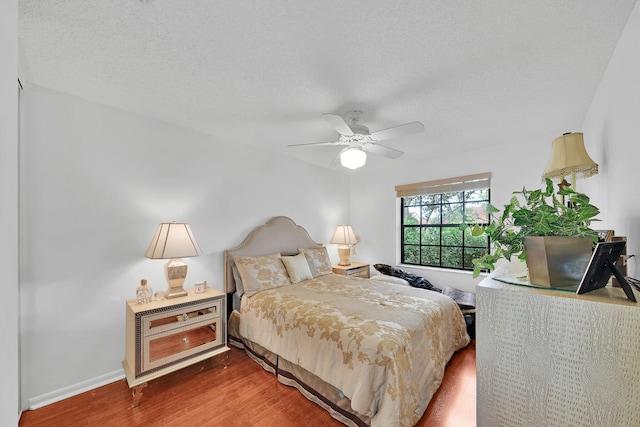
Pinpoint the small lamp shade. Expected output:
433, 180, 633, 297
340, 148, 367, 169
145, 222, 201, 299
330, 225, 357, 245
330, 225, 357, 266
542, 132, 598, 182
145, 222, 201, 259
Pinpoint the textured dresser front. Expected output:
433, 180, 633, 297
477, 270, 640, 427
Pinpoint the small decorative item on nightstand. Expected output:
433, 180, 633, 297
136, 279, 153, 304
194, 280, 206, 293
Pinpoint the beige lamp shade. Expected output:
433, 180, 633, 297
330, 225, 357, 245
542, 132, 598, 181
145, 222, 201, 299
145, 222, 201, 259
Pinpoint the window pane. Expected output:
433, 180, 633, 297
464, 227, 488, 247
464, 247, 487, 269
465, 189, 489, 201
442, 247, 463, 268
403, 196, 421, 206
403, 207, 420, 225
421, 227, 440, 245
421, 194, 440, 204
403, 227, 420, 244
442, 203, 464, 224
442, 192, 462, 203
442, 227, 463, 246
422, 205, 441, 224
403, 245, 420, 264
464, 201, 489, 223
420, 246, 440, 266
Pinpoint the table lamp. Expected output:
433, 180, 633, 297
145, 222, 201, 299
330, 225, 357, 266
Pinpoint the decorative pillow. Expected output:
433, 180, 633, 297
373, 263, 440, 291
234, 253, 291, 297
298, 247, 333, 277
281, 253, 313, 284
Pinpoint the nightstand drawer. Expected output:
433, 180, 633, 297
348, 267, 370, 278
142, 299, 221, 337
142, 317, 221, 374
332, 262, 370, 279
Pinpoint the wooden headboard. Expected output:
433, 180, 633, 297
223, 216, 322, 294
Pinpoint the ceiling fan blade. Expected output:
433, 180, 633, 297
363, 142, 404, 159
369, 121, 424, 141
322, 113, 354, 136
287, 141, 345, 147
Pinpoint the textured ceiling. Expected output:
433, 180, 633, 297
18, 0, 638, 171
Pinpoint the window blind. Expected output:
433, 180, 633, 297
395, 172, 491, 198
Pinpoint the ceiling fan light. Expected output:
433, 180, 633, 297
340, 148, 367, 169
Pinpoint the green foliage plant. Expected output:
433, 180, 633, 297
462, 178, 600, 277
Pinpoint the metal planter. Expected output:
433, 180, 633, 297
523, 236, 593, 288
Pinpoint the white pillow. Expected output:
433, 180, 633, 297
234, 253, 291, 297
281, 253, 313, 284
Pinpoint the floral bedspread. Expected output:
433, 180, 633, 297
239, 274, 470, 427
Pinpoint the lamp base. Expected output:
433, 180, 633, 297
164, 258, 189, 299
337, 246, 351, 266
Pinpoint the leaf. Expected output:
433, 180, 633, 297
544, 178, 555, 195
471, 225, 485, 237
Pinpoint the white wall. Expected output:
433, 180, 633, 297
19, 84, 350, 409
581, 2, 640, 279
1, 0, 20, 425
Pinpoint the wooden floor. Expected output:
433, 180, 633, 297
19, 340, 476, 427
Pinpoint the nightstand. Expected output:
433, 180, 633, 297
332, 262, 370, 278
122, 287, 229, 406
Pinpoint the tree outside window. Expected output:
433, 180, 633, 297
401, 188, 490, 271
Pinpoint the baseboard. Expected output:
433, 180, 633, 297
27, 369, 125, 410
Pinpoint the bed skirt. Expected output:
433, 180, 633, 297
228, 310, 371, 427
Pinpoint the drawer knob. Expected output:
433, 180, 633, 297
183, 338, 189, 344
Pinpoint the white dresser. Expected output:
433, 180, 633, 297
476, 263, 640, 427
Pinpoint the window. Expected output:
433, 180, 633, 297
395, 173, 491, 271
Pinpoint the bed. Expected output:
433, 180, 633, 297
224, 216, 470, 427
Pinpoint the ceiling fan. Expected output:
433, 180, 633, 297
289, 110, 424, 169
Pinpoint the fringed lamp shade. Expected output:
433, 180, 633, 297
543, 132, 598, 183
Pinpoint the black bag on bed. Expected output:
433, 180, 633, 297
373, 264, 440, 291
